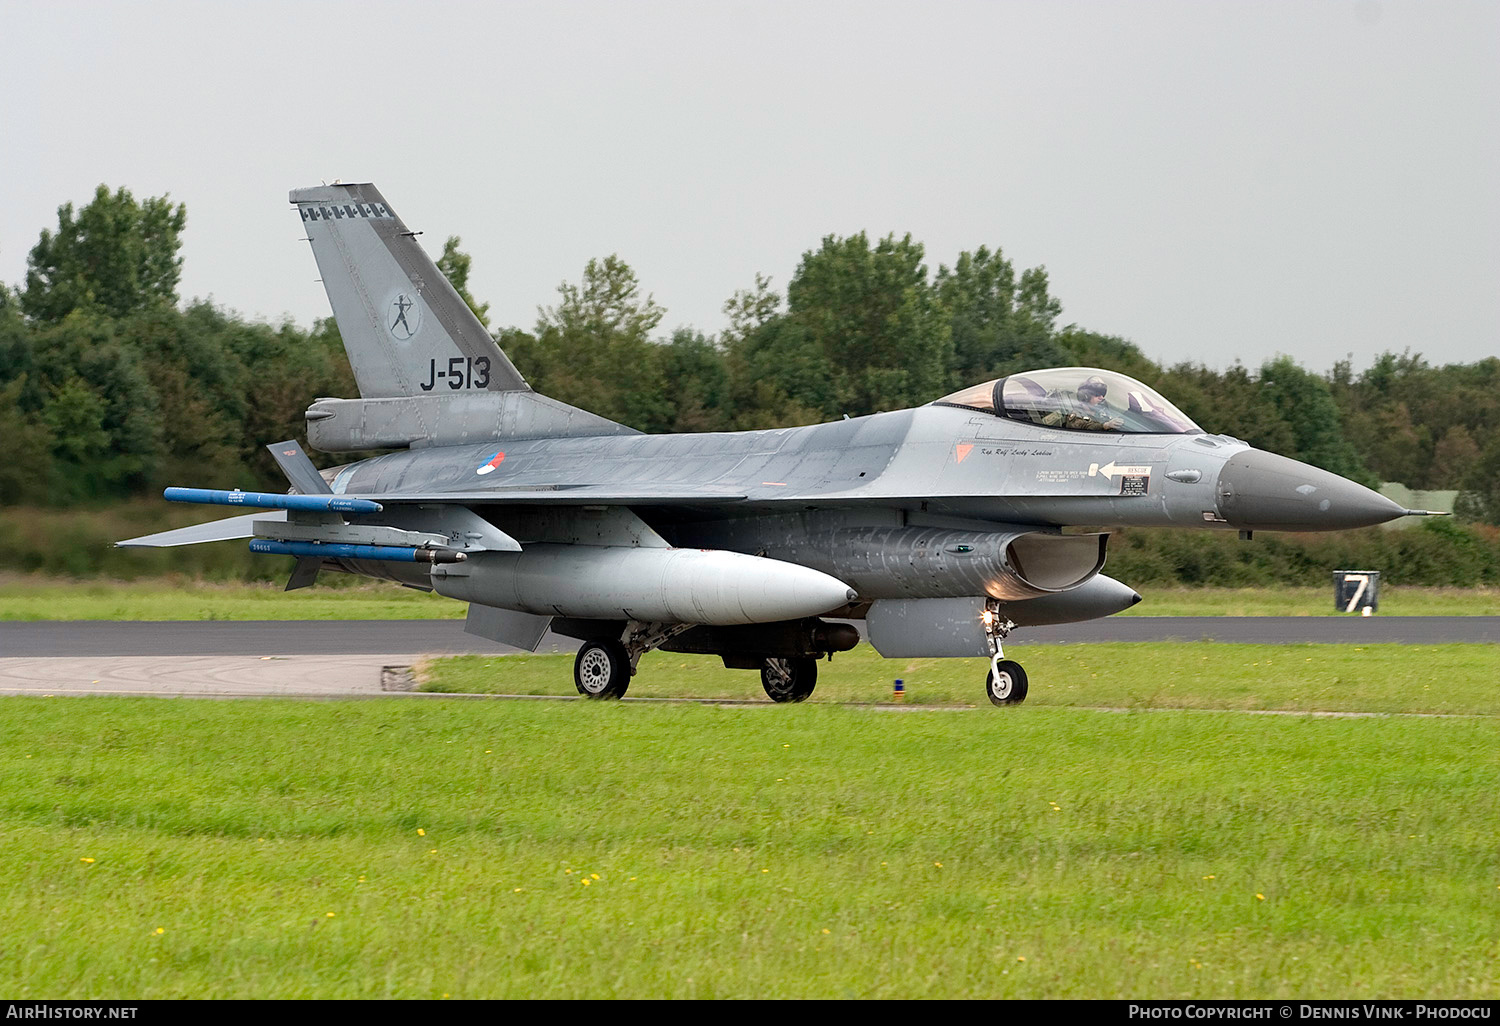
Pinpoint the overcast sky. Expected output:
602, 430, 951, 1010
2, 0, 1496, 373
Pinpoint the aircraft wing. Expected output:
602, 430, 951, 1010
117, 511, 287, 548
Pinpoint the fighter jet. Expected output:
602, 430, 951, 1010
119, 183, 1439, 706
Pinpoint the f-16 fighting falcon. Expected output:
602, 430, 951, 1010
119, 183, 1441, 706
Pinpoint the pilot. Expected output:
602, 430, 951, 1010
1042, 376, 1123, 430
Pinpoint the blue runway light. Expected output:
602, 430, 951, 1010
164, 487, 382, 515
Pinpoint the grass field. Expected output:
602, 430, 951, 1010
2, 644, 1498, 999
0, 576, 459, 621
422, 643, 1500, 717
4, 576, 1500, 620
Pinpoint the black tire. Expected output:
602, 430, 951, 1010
574, 640, 631, 699
760, 656, 817, 703
985, 659, 1028, 706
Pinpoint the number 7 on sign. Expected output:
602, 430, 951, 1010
1344, 573, 1369, 612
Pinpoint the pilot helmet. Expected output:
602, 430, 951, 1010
1078, 376, 1108, 400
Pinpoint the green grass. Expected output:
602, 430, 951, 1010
1, 696, 1496, 998
0, 575, 458, 621
4, 577, 1499, 620
422, 643, 1500, 716
1118, 585, 1500, 616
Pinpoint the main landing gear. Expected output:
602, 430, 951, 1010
574, 642, 822, 704
983, 599, 1027, 706
573, 621, 693, 700
572, 611, 1025, 707
574, 639, 630, 699
760, 656, 817, 703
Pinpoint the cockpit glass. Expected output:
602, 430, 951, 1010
933, 368, 1202, 434
934, 381, 1000, 413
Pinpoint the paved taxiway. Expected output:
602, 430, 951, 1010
1, 617, 1495, 697
4, 616, 1499, 657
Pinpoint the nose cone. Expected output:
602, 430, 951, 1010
1215, 449, 1407, 531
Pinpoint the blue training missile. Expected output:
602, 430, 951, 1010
165, 487, 382, 514
249, 539, 466, 563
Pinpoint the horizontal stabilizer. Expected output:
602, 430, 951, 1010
117, 511, 286, 548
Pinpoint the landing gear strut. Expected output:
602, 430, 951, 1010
760, 656, 818, 703
982, 599, 1027, 706
573, 621, 694, 700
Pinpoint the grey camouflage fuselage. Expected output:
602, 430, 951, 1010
121, 182, 1429, 685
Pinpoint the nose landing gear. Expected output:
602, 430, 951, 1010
986, 656, 1028, 706
983, 600, 1027, 706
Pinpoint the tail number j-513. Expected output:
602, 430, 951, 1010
420, 356, 491, 391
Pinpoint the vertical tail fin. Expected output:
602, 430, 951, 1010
290, 183, 527, 399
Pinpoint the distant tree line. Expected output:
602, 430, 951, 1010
3, 184, 1499, 529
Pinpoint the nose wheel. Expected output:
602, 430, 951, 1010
982, 600, 1027, 706
986, 656, 1028, 706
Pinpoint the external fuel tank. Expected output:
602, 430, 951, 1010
429, 545, 857, 625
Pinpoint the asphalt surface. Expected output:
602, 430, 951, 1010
3, 616, 1498, 658
1, 617, 1494, 699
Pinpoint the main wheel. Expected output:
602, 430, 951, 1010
760, 656, 817, 703
574, 640, 631, 699
985, 659, 1028, 706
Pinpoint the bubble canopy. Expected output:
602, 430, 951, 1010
933, 368, 1203, 435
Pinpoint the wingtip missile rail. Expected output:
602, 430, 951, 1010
164, 487, 383, 515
